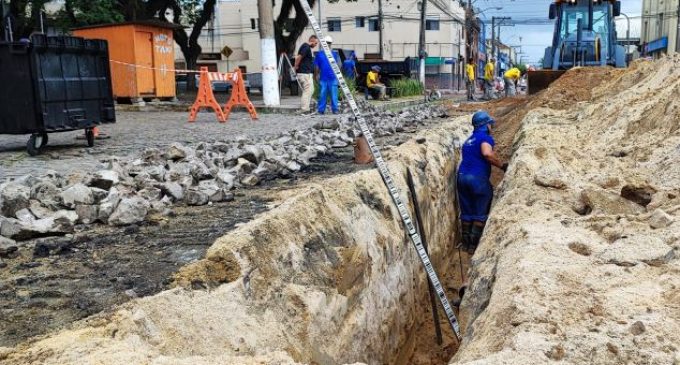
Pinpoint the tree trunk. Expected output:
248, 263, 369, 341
170, 0, 217, 90
259, 0, 280, 106
275, 0, 316, 57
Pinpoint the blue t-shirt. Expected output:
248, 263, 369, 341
459, 130, 495, 178
314, 50, 340, 82
342, 59, 356, 79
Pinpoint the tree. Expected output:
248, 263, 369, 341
165, 0, 218, 81
274, 0, 317, 56
274, 0, 355, 56
56, 0, 124, 29
2, 0, 50, 39
515, 63, 527, 75
54, 0, 217, 87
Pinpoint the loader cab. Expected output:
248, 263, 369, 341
544, 0, 625, 70
559, 3, 611, 56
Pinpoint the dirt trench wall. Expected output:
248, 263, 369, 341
2, 119, 470, 365
452, 57, 680, 364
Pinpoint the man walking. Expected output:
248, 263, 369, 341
484, 58, 495, 100
503, 66, 521, 97
466, 59, 476, 101
294, 35, 318, 114
314, 36, 341, 114
457, 111, 507, 253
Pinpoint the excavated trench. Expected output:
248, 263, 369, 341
2, 117, 479, 365
19, 56, 675, 363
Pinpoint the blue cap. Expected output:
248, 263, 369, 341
472, 111, 495, 128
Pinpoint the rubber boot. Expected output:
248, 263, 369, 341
469, 225, 484, 254
460, 223, 472, 250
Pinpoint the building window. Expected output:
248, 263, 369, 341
250, 18, 257, 30
368, 18, 380, 31
328, 17, 341, 32
356, 16, 365, 28
426, 16, 440, 31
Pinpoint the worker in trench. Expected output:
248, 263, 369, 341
457, 111, 508, 254
503, 66, 522, 97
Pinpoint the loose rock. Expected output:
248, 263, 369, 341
90, 170, 120, 190
184, 188, 209, 206
60, 183, 94, 208
0, 183, 30, 218
649, 209, 674, 229
108, 197, 150, 226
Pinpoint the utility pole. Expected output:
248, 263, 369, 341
418, 0, 428, 84
491, 16, 511, 76
491, 16, 496, 64
1, 0, 5, 41
676, 0, 680, 52
258, 0, 280, 106
378, 0, 384, 59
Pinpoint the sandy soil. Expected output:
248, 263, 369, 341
452, 56, 680, 364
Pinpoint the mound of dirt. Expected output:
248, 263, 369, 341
453, 55, 680, 364
1, 119, 472, 365
449, 65, 627, 185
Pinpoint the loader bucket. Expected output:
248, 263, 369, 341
527, 70, 566, 94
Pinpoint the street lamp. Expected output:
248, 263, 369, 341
619, 12, 631, 43
476, 6, 503, 15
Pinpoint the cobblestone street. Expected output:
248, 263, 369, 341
0, 110, 336, 179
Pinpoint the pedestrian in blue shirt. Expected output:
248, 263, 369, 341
342, 52, 357, 80
314, 36, 341, 114
457, 110, 508, 253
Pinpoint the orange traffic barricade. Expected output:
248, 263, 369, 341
189, 67, 226, 123
189, 67, 257, 123
224, 69, 258, 120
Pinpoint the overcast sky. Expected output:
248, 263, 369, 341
478, 0, 643, 64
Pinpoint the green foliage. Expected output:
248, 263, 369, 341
177, 0, 204, 25
312, 77, 357, 100
55, 0, 124, 29
515, 63, 528, 75
390, 78, 424, 98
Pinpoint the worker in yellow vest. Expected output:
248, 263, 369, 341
484, 58, 495, 100
503, 67, 521, 97
466, 59, 476, 101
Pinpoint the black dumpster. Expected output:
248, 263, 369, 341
0, 34, 115, 156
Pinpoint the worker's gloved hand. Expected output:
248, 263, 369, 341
501, 163, 509, 172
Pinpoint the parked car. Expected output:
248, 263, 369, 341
194, 74, 231, 92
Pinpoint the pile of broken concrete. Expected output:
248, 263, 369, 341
0, 104, 448, 244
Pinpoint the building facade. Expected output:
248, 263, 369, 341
180, 0, 466, 84
640, 0, 680, 57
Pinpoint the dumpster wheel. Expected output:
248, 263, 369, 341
85, 128, 95, 147
27, 133, 48, 156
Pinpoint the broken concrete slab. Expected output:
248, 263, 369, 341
1, 215, 74, 241
0, 183, 30, 218
184, 188, 209, 206
60, 183, 94, 209
0, 236, 18, 258
89, 170, 120, 190
165, 143, 193, 161
75, 205, 99, 225
108, 197, 150, 226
